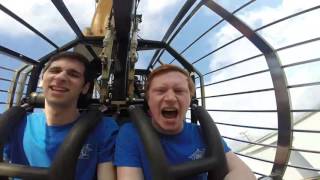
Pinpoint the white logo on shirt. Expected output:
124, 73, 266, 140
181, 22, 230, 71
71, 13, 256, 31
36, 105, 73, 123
78, 144, 93, 159
188, 148, 206, 160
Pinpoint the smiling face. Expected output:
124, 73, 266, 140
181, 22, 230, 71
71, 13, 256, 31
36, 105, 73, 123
42, 58, 89, 108
147, 71, 191, 135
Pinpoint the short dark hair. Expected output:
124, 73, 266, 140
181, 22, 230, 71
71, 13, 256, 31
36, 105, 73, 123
145, 64, 195, 99
43, 51, 94, 108
43, 51, 93, 84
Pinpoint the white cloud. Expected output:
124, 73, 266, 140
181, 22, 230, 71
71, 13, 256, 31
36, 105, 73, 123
137, 0, 184, 40
0, 0, 183, 41
0, 0, 94, 37
201, 0, 320, 147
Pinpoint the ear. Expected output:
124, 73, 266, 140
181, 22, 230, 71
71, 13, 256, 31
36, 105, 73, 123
39, 79, 43, 88
81, 82, 90, 94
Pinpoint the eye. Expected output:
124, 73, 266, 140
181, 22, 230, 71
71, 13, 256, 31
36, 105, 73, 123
48, 67, 61, 74
67, 70, 82, 78
153, 88, 166, 94
156, 89, 165, 93
175, 89, 185, 94
69, 72, 81, 78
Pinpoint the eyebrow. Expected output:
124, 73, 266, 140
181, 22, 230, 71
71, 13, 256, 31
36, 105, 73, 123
67, 69, 82, 75
48, 66, 83, 75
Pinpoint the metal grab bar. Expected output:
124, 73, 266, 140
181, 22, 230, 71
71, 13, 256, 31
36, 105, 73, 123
128, 105, 228, 180
0, 107, 103, 180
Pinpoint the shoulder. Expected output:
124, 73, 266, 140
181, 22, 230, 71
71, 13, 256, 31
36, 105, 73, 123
116, 122, 142, 147
92, 116, 118, 132
183, 122, 202, 135
100, 116, 119, 130
117, 122, 139, 139
184, 122, 232, 153
88, 116, 119, 141
25, 111, 46, 128
26, 111, 45, 120
119, 122, 136, 132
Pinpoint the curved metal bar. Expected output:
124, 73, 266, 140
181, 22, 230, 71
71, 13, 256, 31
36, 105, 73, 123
204, 1, 293, 178
190, 7, 320, 66
48, 110, 103, 180
147, 0, 197, 69
200, 88, 274, 99
15, 66, 33, 106
0, 66, 16, 73
0, 163, 48, 180
200, 69, 270, 88
288, 81, 320, 89
200, 54, 263, 78
51, 0, 98, 59
111, 0, 136, 101
151, 0, 204, 68
26, 38, 80, 95
7, 65, 29, 108
129, 105, 228, 179
51, 0, 83, 38
128, 105, 172, 180
169, 0, 255, 64
0, 90, 8, 93
0, 107, 48, 179
137, 39, 206, 107
0, 77, 12, 83
0, 4, 58, 49
0, 107, 26, 145
192, 105, 228, 179
0, 107, 104, 179
0, 45, 38, 65
237, 153, 320, 172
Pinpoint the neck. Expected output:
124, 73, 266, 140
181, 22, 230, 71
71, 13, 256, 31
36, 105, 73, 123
44, 101, 80, 126
151, 120, 184, 135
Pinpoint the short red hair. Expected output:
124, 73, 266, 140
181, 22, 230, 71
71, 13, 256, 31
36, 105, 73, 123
145, 64, 195, 99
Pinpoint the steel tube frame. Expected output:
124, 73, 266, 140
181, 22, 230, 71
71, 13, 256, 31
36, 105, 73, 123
138, 39, 206, 107
7, 65, 29, 108
0, 4, 58, 49
147, 0, 197, 69
204, 2, 292, 178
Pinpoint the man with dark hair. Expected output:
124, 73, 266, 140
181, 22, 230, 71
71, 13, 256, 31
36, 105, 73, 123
5, 51, 118, 180
114, 64, 256, 180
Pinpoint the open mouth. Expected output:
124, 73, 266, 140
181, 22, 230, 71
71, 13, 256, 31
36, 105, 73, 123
161, 107, 178, 119
50, 86, 68, 92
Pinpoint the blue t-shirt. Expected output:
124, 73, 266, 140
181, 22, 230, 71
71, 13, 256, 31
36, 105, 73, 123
114, 122, 230, 180
4, 111, 118, 180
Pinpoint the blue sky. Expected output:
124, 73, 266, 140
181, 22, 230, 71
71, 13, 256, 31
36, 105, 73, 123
0, 0, 320, 147
1, 1, 320, 177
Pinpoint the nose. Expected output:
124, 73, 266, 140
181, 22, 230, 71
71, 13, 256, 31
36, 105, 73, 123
164, 89, 177, 102
53, 71, 68, 82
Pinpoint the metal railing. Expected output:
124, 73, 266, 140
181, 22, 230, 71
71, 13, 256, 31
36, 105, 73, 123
148, 0, 320, 179
0, 0, 319, 179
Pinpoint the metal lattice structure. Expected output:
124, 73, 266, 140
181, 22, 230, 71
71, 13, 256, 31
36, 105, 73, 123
0, 0, 319, 179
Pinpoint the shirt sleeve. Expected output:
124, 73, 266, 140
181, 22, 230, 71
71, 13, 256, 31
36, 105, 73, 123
222, 139, 231, 153
114, 123, 142, 167
97, 117, 119, 163
3, 144, 10, 161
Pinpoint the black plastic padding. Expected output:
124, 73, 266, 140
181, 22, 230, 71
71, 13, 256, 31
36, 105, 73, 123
26, 92, 92, 109
0, 107, 49, 180
193, 105, 228, 180
48, 110, 103, 180
128, 105, 173, 180
28, 92, 45, 108
129, 105, 228, 180
0, 106, 26, 145
170, 158, 218, 178
0, 163, 48, 180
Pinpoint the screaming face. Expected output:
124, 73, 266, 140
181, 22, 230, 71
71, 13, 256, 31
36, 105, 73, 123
147, 71, 191, 135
